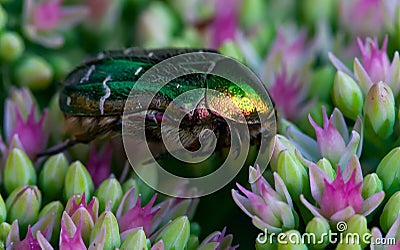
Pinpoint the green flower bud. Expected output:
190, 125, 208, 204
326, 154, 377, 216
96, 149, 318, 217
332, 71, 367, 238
137, 1, 177, 47
345, 215, 369, 248
151, 240, 164, 250
362, 173, 383, 199
190, 222, 201, 236
120, 229, 148, 250
0, 31, 24, 63
301, 0, 334, 24
64, 161, 94, 203
376, 147, 400, 197
48, 56, 72, 81
187, 235, 199, 250
335, 243, 362, 250
0, 5, 7, 30
270, 135, 297, 172
6, 185, 41, 231
305, 217, 330, 249
316, 158, 335, 180
364, 81, 395, 138
309, 66, 335, 102
122, 178, 137, 193
169, 28, 202, 48
39, 201, 64, 245
255, 237, 278, 250
90, 209, 120, 250
48, 93, 64, 142
64, 194, 98, 246
218, 41, 245, 63
0, 195, 5, 223
380, 191, 400, 233
277, 230, 307, 250
71, 206, 95, 245
240, 0, 267, 28
333, 71, 364, 120
198, 242, 218, 250
4, 148, 36, 194
39, 153, 68, 200
15, 55, 53, 90
297, 102, 332, 136
155, 216, 190, 250
276, 150, 308, 200
64, 194, 99, 245
0, 222, 10, 243
95, 177, 123, 213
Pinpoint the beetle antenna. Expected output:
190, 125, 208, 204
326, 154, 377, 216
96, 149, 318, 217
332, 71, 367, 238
36, 139, 78, 158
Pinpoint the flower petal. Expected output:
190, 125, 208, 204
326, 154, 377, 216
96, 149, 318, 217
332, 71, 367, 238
273, 172, 293, 207
386, 51, 400, 95
300, 194, 323, 218
309, 163, 330, 203
354, 58, 373, 94
353, 116, 364, 157
329, 52, 354, 77
331, 108, 349, 142
342, 154, 363, 184
252, 215, 282, 233
361, 191, 385, 216
338, 132, 361, 171
386, 213, 400, 239
330, 206, 356, 223
286, 125, 320, 162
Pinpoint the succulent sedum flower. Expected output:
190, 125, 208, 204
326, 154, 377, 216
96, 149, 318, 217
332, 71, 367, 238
338, 0, 386, 37
208, 0, 239, 49
22, 0, 88, 48
197, 227, 238, 250
4, 87, 49, 159
64, 193, 98, 244
86, 143, 113, 188
330, 36, 400, 97
232, 165, 299, 233
59, 212, 86, 250
261, 29, 314, 121
117, 193, 159, 235
288, 106, 362, 167
301, 155, 384, 224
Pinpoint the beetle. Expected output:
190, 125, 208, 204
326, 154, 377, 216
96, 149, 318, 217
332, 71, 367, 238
39, 48, 274, 157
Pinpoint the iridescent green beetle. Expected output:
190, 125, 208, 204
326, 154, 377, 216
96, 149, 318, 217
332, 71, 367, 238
43, 48, 274, 155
